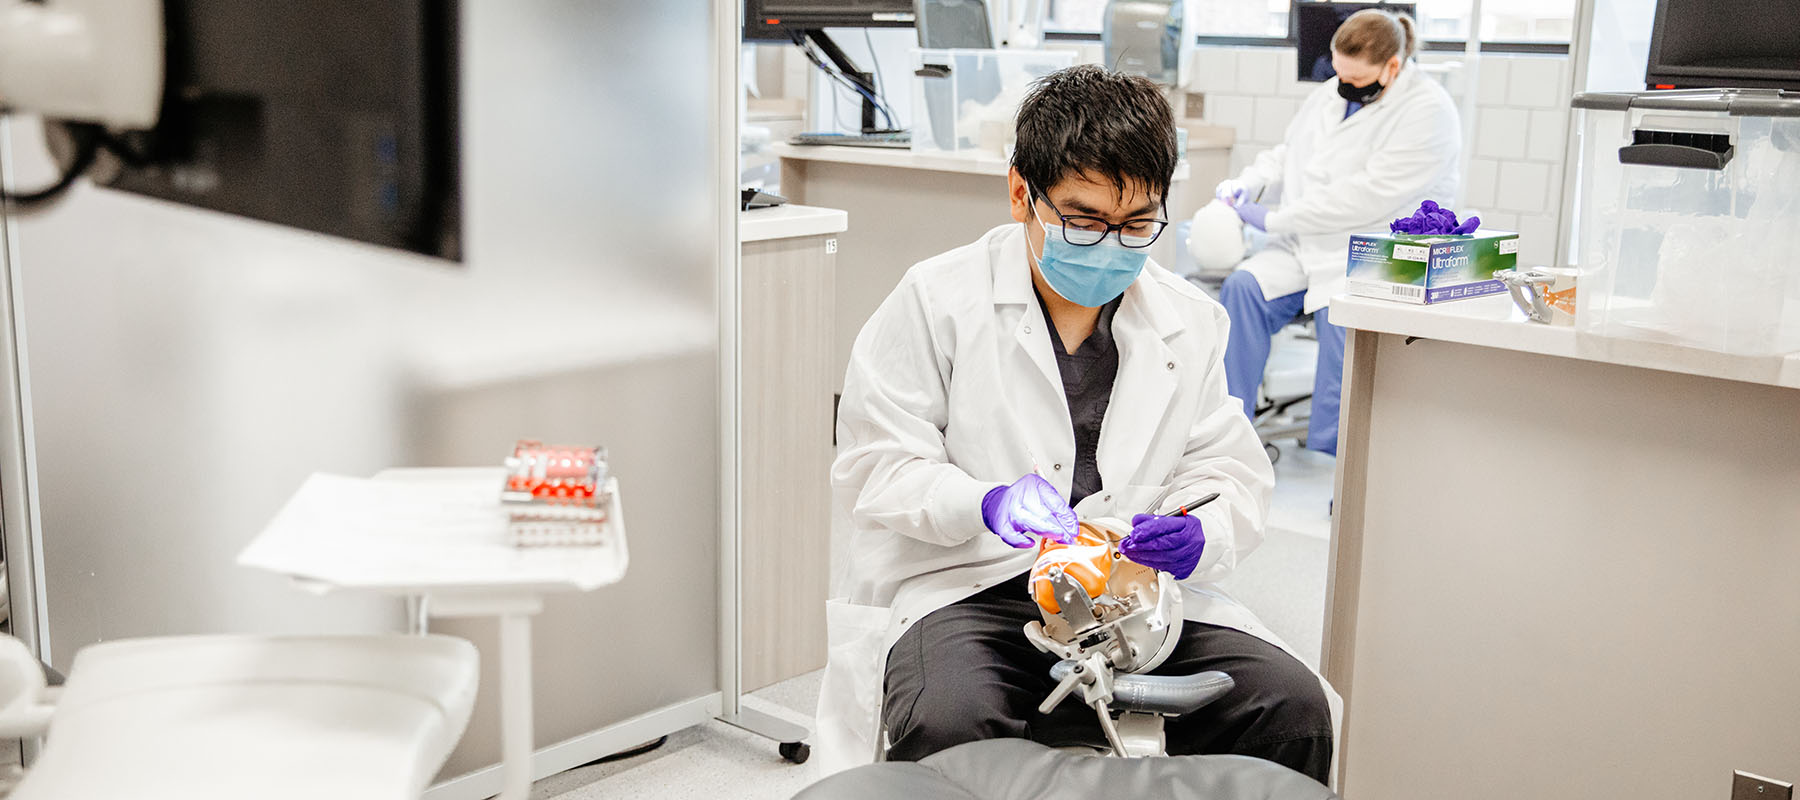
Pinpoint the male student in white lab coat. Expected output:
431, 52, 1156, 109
825, 65, 1334, 781
1215, 9, 1461, 456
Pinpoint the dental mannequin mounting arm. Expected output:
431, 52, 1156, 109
1021, 511, 1235, 758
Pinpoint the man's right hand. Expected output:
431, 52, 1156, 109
981, 474, 1078, 549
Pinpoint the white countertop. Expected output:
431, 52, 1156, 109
1331, 294, 1800, 390
740, 203, 848, 243
773, 142, 1193, 182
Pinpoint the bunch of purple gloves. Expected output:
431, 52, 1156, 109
1390, 200, 1480, 236
981, 474, 1208, 580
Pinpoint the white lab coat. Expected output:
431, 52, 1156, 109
815, 223, 1341, 774
1236, 61, 1462, 313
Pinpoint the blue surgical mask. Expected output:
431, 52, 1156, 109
1026, 212, 1151, 307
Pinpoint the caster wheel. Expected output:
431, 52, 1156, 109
1264, 442, 1281, 464
779, 741, 811, 764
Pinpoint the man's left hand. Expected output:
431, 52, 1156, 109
1119, 513, 1207, 580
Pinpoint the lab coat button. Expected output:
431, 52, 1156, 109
1024, 325, 1032, 334
1053, 464, 1063, 470
1167, 361, 1176, 370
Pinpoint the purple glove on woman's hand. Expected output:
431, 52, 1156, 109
1119, 513, 1207, 580
1234, 200, 1270, 232
981, 474, 1077, 549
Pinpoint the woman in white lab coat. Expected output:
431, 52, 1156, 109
817, 66, 1339, 781
1214, 9, 1461, 456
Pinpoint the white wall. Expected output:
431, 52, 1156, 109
1187, 45, 1574, 267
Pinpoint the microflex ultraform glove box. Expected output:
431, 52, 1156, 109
1345, 230, 1521, 304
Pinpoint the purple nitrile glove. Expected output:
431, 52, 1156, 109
981, 474, 1078, 549
1235, 200, 1270, 232
1119, 513, 1207, 580
1390, 200, 1478, 236
1215, 179, 1249, 206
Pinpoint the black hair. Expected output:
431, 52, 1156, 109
1012, 64, 1178, 204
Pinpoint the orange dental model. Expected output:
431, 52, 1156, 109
1029, 523, 1118, 614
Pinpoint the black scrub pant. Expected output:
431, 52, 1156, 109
882, 572, 1334, 783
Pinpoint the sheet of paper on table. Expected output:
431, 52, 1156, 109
238, 468, 629, 594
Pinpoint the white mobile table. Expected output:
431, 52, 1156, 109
238, 467, 629, 800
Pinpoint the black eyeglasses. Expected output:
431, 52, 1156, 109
1034, 192, 1169, 248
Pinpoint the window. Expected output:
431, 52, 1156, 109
1047, 0, 1290, 38
1044, 0, 1110, 34
1044, 0, 1575, 44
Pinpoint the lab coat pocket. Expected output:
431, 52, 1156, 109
814, 599, 891, 774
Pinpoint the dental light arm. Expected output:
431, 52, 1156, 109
0, 0, 164, 130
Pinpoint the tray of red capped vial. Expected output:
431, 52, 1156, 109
501, 440, 617, 546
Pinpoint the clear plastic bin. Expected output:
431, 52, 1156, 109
910, 48, 1076, 156
1570, 89, 1800, 356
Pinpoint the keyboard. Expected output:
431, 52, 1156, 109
789, 131, 912, 149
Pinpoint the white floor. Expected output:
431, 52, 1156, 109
540, 439, 1337, 799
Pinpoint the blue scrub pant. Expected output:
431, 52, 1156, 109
1219, 270, 1345, 456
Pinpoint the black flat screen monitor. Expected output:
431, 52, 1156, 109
745, 0, 916, 40
91, 0, 461, 261
1645, 0, 1800, 90
1293, 2, 1416, 82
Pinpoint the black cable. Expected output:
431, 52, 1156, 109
96, 129, 157, 168
862, 27, 895, 124
794, 32, 897, 129
810, 49, 887, 128
0, 121, 101, 209
791, 33, 857, 132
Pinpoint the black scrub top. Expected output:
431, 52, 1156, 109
1034, 290, 1123, 507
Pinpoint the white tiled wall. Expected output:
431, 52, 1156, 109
1189, 45, 1573, 266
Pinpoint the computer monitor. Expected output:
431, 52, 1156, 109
84, 0, 461, 260
1293, 2, 1416, 83
743, 0, 917, 41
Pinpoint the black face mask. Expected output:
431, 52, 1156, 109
1337, 77, 1386, 104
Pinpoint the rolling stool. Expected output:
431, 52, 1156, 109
0, 633, 479, 800
793, 738, 1338, 800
